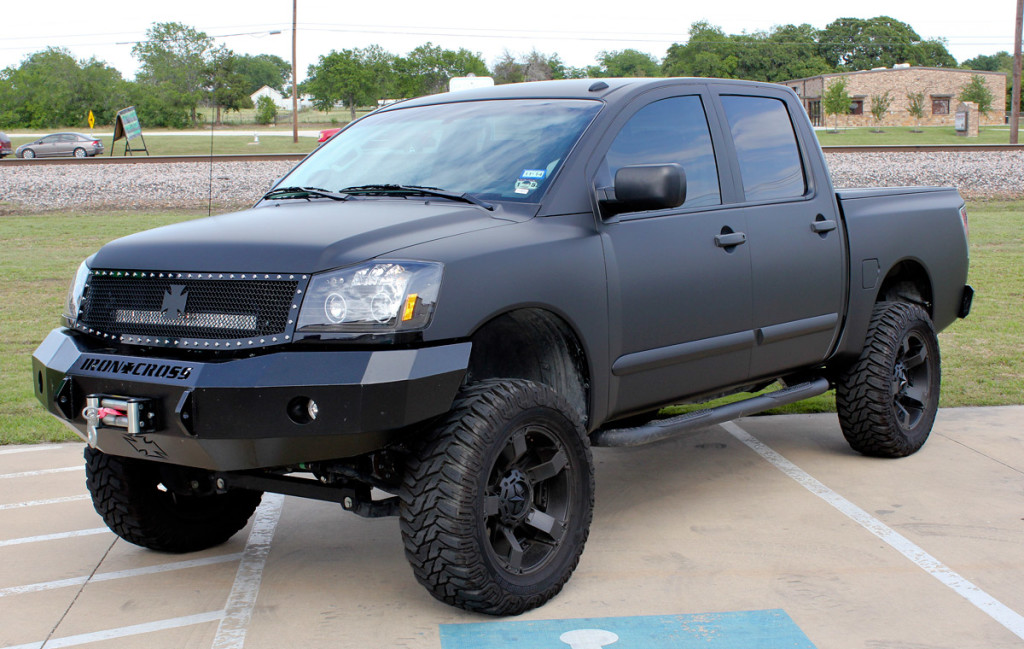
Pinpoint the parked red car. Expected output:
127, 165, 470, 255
317, 128, 341, 143
0, 132, 12, 158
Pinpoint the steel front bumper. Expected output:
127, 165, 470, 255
32, 328, 470, 471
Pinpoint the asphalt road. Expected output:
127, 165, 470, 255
2, 407, 1022, 649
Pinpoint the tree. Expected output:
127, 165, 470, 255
132, 22, 218, 126
819, 16, 952, 71
0, 48, 127, 128
395, 43, 488, 96
492, 50, 579, 85
906, 91, 926, 132
255, 95, 277, 125
235, 53, 291, 94
823, 77, 851, 133
663, 21, 736, 78
961, 51, 1014, 73
869, 91, 892, 131
206, 49, 253, 124
958, 74, 994, 114
305, 46, 395, 121
590, 49, 661, 78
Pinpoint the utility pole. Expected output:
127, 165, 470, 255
1013, 0, 1022, 144
292, 0, 299, 144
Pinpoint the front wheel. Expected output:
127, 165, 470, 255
836, 301, 941, 457
21, 148, 35, 159
400, 379, 594, 615
85, 447, 263, 552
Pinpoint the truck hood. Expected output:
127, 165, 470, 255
91, 200, 519, 273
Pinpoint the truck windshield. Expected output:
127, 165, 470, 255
280, 99, 602, 204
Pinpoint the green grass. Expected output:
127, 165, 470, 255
5, 134, 319, 157
1, 201, 1020, 444
816, 125, 1021, 146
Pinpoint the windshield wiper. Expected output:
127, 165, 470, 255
262, 186, 349, 202
338, 184, 494, 211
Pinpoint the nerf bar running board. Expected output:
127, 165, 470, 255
591, 377, 831, 448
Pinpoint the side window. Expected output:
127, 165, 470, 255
720, 96, 807, 202
602, 96, 721, 208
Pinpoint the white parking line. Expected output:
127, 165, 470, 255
0, 445, 67, 456
0, 553, 243, 598
212, 492, 285, 649
0, 466, 83, 479
722, 420, 1024, 642
0, 495, 89, 511
0, 528, 110, 548
4, 610, 226, 649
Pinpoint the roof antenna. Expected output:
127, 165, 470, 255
208, 111, 215, 217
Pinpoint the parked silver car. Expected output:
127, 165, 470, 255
17, 132, 104, 158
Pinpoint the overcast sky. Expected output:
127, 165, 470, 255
1, 0, 1016, 81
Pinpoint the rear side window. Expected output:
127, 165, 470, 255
602, 96, 721, 208
721, 96, 806, 202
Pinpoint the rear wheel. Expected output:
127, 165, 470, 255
400, 379, 594, 615
836, 301, 940, 457
73, 147, 87, 158
85, 447, 263, 552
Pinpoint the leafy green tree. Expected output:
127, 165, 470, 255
961, 51, 1014, 73
207, 49, 253, 124
869, 91, 892, 131
132, 22, 218, 126
255, 95, 277, 125
819, 16, 953, 70
823, 77, 851, 133
958, 74, 994, 114
305, 46, 395, 121
589, 49, 661, 78
0, 48, 127, 128
492, 50, 580, 84
663, 21, 735, 77
395, 43, 488, 96
235, 53, 291, 94
906, 91, 926, 131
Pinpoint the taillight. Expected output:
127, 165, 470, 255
959, 205, 969, 240
91, 140, 101, 146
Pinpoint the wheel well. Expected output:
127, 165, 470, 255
877, 261, 933, 316
465, 309, 590, 424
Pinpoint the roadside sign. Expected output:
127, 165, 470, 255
88, 110, 95, 130
111, 106, 149, 155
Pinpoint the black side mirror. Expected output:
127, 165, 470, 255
600, 163, 687, 217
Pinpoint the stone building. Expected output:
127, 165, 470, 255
782, 66, 1005, 128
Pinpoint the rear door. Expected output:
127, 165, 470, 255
712, 87, 846, 378
594, 86, 755, 417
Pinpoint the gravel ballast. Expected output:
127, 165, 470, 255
1, 151, 1021, 213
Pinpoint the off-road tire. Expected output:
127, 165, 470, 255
836, 301, 941, 458
400, 379, 594, 615
85, 447, 263, 552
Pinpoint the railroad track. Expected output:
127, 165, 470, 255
2, 144, 1024, 166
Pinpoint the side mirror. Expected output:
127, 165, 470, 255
601, 163, 687, 217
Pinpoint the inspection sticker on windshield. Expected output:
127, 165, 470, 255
520, 169, 546, 179
515, 179, 539, 194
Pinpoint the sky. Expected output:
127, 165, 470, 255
1, 0, 1017, 82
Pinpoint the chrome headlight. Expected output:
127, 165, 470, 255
296, 261, 443, 332
63, 259, 91, 324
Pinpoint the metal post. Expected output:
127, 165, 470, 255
292, 0, 299, 144
1013, 0, 1022, 144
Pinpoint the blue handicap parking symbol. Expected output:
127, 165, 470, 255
440, 609, 817, 649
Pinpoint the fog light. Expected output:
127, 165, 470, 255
287, 396, 318, 425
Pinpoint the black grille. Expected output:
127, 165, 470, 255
78, 272, 300, 344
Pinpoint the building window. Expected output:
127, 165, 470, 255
850, 100, 864, 115
932, 97, 950, 115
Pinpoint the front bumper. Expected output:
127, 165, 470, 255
32, 328, 470, 471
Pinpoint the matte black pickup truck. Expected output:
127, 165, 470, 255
33, 78, 972, 615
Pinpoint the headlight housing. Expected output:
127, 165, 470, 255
296, 261, 443, 333
63, 258, 91, 325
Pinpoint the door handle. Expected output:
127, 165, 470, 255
811, 219, 837, 233
714, 232, 747, 248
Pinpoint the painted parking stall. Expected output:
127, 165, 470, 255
3, 408, 1023, 648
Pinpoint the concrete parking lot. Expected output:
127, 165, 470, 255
2, 407, 1022, 649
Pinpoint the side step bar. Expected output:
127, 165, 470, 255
591, 377, 831, 448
